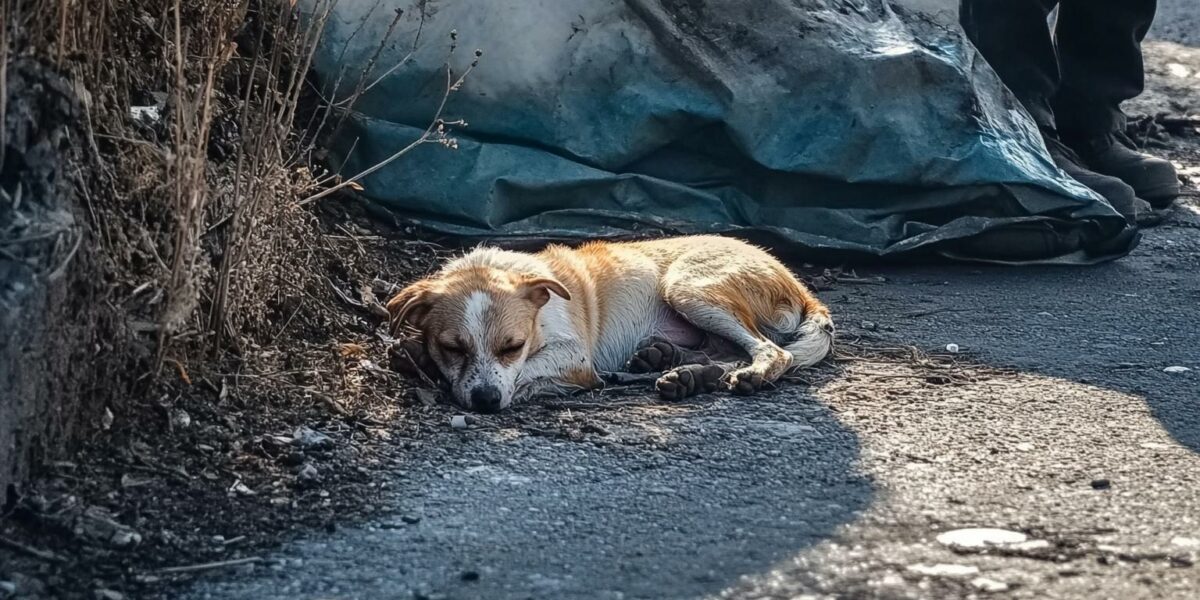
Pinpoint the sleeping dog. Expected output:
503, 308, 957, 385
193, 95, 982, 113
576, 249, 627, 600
387, 236, 833, 413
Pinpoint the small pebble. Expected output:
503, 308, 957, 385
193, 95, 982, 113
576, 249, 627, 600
401, 515, 422, 525
460, 570, 480, 582
971, 577, 1009, 593
945, 343, 960, 353
297, 463, 321, 487
1164, 366, 1191, 374
1091, 479, 1111, 490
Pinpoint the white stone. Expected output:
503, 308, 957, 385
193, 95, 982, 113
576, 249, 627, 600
971, 577, 1009, 593
906, 563, 980, 577
1164, 366, 1192, 374
936, 528, 1027, 548
945, 343, 960, 353
1166, 63, 1191, 78
1171, 536, 1200, 548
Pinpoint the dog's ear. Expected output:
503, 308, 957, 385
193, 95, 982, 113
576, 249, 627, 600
386, 279, 438, 334
519, 277, 571, 308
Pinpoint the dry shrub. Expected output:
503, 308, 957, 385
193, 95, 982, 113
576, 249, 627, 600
0, 0, 429, 475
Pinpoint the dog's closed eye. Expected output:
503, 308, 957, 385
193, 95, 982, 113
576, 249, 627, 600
439, 339, 470, 357
497, 340, 526, 357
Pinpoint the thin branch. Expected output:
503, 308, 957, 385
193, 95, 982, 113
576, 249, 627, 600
297, 61, 475, 206
154, 556, 263, 574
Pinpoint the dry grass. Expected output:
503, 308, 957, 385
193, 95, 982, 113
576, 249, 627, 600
5, 0, 422, 368
0, 0, 478, 482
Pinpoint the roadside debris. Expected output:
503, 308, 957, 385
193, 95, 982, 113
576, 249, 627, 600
75, 506, 143, 549
971, 577, 1010, 592
945, 343, 961, 354
297, 464, 322, 488
292, 426, 334, 451
936, 528, 1027, 548
906, 563, 979, 577
1163, 366, 1192, 373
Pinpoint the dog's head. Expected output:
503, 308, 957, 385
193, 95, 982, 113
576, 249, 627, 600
387, 266, 569, 413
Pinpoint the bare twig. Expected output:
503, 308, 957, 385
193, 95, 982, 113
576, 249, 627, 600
46, 227, 83, 281
154, 556, 263, 575
0, 535, 67, 563
297, 59, 478, 206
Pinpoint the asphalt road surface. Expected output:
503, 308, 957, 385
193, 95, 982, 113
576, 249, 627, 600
183, 12, 1200, 600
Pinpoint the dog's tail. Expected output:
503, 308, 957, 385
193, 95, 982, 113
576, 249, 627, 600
765, 301, 835, 369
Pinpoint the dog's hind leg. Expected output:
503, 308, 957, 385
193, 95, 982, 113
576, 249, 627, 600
659, 299, 792, 396
659, 266, 818, 396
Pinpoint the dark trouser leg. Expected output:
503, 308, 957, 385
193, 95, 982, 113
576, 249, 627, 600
960, 0, 1061, 130
1053, 0, 1157, 137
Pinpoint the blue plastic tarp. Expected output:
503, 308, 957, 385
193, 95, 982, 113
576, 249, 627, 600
310, 0, 1138, 263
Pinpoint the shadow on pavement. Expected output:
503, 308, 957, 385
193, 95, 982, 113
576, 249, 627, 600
182, 392, 874, 600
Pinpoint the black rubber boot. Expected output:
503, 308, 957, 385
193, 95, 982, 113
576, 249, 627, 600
1042, 133, 1152, 225
1065, 132, 1180, 208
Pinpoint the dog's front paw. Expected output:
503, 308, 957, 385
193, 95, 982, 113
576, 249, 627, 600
628, 339, 684, 373
723, 367, 766, 396
656, 364, 724, 400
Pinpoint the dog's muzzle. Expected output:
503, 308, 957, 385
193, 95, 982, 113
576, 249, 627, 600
469, 385, 503, 413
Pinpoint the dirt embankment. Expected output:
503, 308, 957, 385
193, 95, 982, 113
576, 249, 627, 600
0, 1, 441, 597
0, 57, 102, 496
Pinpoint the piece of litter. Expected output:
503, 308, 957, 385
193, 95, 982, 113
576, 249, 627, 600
292, 426, 333, 450
906, 563, 979, 577
1164, 366, 1191, 374
971, 577, 1009, 593
450, 415, 469, 429
227, 480, 255, 496
945, 343, 960, 353
1015, 442, 1035, 452
937, 528, 1027, 548
130, 105, 162, 122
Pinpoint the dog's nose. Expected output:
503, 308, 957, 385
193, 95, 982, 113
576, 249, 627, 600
469, 386, 503, 413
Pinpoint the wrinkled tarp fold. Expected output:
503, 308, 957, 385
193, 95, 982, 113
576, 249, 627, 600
311, 0, 1139, 263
